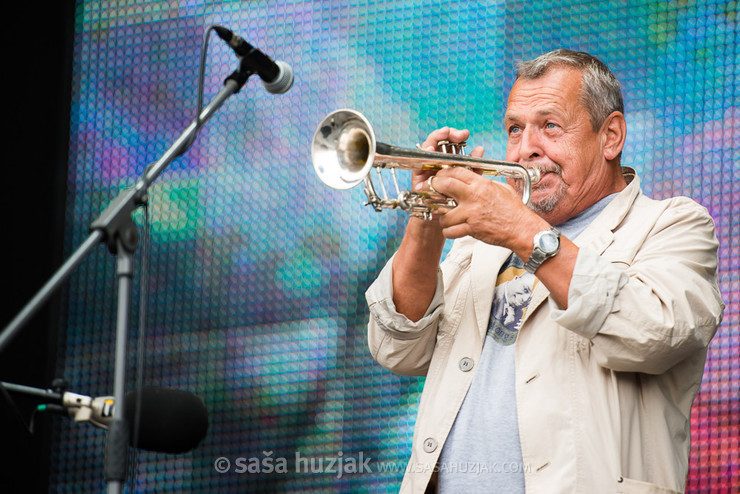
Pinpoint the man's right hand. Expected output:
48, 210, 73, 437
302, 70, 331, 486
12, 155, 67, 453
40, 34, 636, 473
390, 126, 483, 322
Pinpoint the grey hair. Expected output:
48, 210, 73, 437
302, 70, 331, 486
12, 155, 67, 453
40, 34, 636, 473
516, 49, 624, 131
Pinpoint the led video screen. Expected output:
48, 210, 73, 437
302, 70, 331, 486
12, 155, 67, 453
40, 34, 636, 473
52, 1, 738, 491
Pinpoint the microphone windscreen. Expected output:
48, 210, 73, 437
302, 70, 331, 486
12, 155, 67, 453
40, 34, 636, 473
123, 387, 208, 454
263, 60, 294, 94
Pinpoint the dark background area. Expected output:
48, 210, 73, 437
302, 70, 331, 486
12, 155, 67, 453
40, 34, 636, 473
1, 2, 75, 491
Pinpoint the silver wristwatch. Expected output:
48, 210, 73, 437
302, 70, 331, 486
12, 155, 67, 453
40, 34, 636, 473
524, 227, 561, 273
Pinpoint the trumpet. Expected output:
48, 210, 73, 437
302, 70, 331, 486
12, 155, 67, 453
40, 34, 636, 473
311, 109, 540, 220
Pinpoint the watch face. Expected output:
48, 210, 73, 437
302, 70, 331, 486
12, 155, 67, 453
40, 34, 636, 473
539, 232, 560, 253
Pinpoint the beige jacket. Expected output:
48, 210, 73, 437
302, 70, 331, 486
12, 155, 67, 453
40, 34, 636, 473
366, 169, 724, 493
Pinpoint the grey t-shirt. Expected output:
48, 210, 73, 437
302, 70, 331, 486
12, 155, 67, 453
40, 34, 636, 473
437, 194, 616, 493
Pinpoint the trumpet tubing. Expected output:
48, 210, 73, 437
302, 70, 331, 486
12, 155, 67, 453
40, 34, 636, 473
311, 109, 540, 220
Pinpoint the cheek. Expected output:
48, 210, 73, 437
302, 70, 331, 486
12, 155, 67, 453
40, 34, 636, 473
543, 139, 569, 161
561, 147, 601, 184
546, 141, 584, 175
559, 164, 593, 192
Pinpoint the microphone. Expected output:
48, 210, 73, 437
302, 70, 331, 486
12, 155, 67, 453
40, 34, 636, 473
123, 386, 209, 454
2, 382, 208, 454
213, 25, 294, 94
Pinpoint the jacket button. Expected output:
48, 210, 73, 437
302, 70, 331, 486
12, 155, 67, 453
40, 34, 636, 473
459, 357, 474, 372
423, 437, 438, 453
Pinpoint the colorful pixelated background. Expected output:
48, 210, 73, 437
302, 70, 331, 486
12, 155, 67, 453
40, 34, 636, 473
50, 0, 738, 491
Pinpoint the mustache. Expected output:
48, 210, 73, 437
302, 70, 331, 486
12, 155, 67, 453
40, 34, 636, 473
526, 163, 562, 189
512, 162, 562, 190
527, 162, 562, 177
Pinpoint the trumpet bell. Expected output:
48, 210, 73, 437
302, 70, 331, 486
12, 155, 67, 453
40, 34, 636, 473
311, 109, 376, 190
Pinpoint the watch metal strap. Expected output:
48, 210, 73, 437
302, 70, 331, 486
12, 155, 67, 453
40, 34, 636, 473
524, 227, 560, 273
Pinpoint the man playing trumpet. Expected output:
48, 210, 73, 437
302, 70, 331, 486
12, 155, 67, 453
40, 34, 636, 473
366, 49, 724, 493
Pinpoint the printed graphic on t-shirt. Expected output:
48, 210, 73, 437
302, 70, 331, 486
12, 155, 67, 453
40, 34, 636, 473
487, 254, 536, 346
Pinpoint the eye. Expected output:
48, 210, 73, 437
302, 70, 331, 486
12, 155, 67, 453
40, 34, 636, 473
545, 122, 558, 129
508, 125, 521, 135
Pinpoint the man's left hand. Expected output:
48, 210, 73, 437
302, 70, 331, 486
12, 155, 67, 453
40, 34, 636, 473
428, 166, 548, 254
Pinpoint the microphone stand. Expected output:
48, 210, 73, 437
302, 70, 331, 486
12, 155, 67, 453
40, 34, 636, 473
0, 64, 254, 493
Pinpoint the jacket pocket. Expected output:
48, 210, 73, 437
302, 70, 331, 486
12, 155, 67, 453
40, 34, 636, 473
616, 476, 681, 494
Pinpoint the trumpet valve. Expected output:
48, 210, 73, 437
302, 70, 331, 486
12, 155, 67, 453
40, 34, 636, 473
437, 140, 467, 155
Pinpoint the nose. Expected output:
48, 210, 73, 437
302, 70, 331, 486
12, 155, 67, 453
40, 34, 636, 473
512, 126, 543, 162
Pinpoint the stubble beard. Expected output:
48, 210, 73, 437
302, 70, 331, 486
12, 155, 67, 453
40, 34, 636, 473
527, 179, 567, 214
515, 164, 567, 214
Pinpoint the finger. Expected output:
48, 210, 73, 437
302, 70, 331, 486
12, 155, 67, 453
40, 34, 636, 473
469, 145, 485, 158
423, 175, 453, 198
437, 208, 470, 239
441, 222, 471, 240
420, 127, 451, 149
435, 165, 481, 186
412, 172, 432, 191
420, 127, 471, 151
434, 205, 454, 215
445, 128, 470, 145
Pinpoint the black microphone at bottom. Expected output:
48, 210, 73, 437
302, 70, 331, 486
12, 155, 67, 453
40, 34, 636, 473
1, 382, 208, 454
125, 386, 209, 454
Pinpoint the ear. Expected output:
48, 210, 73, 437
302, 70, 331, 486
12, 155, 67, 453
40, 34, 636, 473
601, 111, 626, 162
